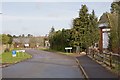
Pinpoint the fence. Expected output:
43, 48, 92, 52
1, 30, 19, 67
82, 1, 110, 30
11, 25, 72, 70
88, 48, 120, 70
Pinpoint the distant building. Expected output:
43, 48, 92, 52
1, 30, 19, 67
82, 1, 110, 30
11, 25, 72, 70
45, 40, 50, 48
13, 37, 44, 48
44, 35, 50, 48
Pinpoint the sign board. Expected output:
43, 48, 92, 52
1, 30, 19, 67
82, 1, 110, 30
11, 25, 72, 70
16, 50, 25, 53
24, 44, 29, 47
12, 50, 16, 57
65, 47, 72, 50
102, 28, 110, 32
65, 47, 72, 53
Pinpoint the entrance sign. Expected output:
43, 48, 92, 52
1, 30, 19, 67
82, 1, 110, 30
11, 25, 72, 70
102, 29, 110, 32
16, 50, 25, 57
12, 50, 16, 57
65, 47, 72, 50
24, 44, 29, 48
65, 47, 72, 53
16, 50, 25, 53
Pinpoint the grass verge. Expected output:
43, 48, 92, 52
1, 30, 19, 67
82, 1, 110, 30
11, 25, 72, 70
39, 48, 74, 56
0, 51, 32, 64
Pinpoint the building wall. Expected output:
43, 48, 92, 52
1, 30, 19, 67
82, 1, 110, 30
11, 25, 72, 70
103, 32, 109, 49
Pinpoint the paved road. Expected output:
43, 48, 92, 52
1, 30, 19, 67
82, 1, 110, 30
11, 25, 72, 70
2, 49, 83, 78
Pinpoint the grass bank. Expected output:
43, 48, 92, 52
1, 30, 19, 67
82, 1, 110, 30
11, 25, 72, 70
0, 51, 32, 64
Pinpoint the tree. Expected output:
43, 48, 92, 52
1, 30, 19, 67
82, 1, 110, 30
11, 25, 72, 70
48, 5, 99, 53
27, 34, 33, 37
111, 2, 120, 13
108, 2, 120, 52
2, 34, 10, 44
13, 35, 18, 38
50, 26, 55, 33
49, 26, 55, 37
49, 28, 71, 51
48, 27, 55, 49
0, 34, 2, 45
29, 37, 36, 48
7, 34, 13, 44
19, 35, 22, 37
88, 10, 99, 46
79, 5, 90, 51
22, 34, 25, 37
72, 5, 99, 52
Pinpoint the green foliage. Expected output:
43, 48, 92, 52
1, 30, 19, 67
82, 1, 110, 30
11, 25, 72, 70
108, 2, 120, 52
27, 34, 33, 37
1, 51, 32, 64
1, 34, 13, 44
111, 2, 120, 13
7, 34, 13, 44
50, 26, 55, 33
72, 5, 99, 51
2, 34, 10, 44
49, 29, 71, 51
49, 5, 99, 52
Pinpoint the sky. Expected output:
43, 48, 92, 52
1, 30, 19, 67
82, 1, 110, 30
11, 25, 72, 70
1, 1, 113, 36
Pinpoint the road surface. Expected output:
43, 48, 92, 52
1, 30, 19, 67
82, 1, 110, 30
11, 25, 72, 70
2, 49, 83, 78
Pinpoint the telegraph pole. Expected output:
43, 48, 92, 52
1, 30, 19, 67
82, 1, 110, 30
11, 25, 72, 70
117, 1, 120, 79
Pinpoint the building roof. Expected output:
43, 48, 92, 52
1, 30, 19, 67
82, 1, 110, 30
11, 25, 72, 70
99, 12, 118, 28
13, 37, 45, 47
13, 38, 30, 44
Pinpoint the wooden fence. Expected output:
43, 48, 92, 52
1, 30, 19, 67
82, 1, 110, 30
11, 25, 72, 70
88, 48, 120, 70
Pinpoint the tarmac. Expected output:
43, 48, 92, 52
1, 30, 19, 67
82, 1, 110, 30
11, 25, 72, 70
1, 50, 120, 79
76, 55, 119, 79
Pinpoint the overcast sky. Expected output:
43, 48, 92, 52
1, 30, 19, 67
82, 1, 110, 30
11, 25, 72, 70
1, 1, 113, 36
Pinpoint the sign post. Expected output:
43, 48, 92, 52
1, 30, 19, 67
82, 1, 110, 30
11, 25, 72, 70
65, 47, 72, 53
12, 50, 16, 57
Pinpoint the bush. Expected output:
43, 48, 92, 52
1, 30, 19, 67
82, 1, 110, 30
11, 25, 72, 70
4, 48, 10, 52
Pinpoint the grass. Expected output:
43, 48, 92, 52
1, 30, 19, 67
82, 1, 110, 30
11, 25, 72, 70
39, 48, 74, 56
0, 51, 32, 64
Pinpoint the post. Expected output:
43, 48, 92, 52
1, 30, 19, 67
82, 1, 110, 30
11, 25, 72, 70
109, 52, 112, 68
117, 3, 120, 78
99, 28, 103, 53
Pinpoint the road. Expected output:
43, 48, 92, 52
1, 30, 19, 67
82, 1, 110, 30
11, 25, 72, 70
2, 49, 83, 78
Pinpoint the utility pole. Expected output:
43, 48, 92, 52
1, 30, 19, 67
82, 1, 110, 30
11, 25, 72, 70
117, 1, 120, 79
118, 3, 120, 54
